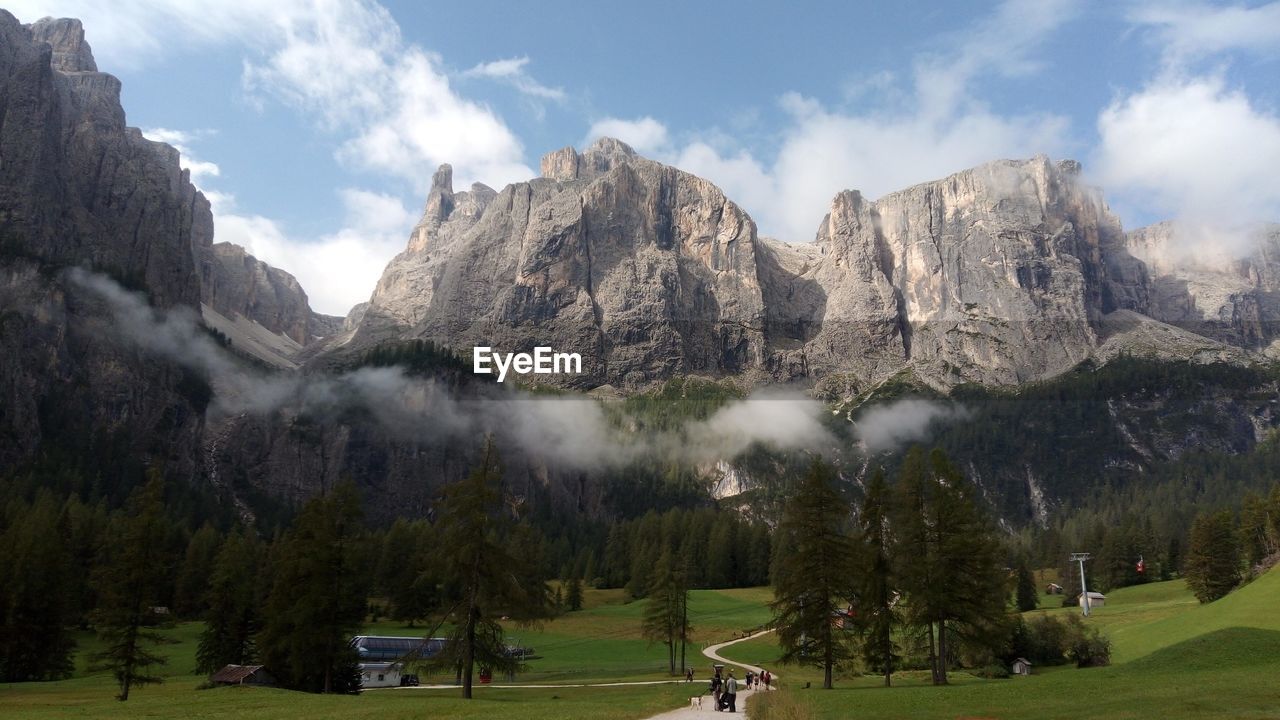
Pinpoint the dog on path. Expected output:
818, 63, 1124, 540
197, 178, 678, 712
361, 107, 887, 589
689, 695, 703, 710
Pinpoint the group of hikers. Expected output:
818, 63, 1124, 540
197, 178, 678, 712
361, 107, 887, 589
702, 665, 772, 712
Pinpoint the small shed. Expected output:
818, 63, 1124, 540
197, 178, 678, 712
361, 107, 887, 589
1012, 658, 1033, 676
210, 664, 275, 686
1045, 583, 1063, 595
1077, 591, 1106, 608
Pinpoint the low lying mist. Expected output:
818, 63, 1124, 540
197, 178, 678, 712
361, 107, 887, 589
72, 269, 837, 470
853, 398, 968, 453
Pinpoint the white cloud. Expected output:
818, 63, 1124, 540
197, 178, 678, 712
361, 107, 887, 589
1129, 1, 1280, 63
141, 127, 220, 184
1093, 75, 1280, 248
583, 0, 1075, 241
209, 189, 412, 316
12, 0, 533, 188
463, 56, 566, 101
584, 116, 670, 156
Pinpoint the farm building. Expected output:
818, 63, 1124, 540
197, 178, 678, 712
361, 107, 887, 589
1046, 583, 1063, 594
1012, 658, 1033, 676
1077, 591, 1107, 607
209, 664, 275, 686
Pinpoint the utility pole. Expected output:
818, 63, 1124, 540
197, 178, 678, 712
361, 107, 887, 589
1070, 553, 1092, 617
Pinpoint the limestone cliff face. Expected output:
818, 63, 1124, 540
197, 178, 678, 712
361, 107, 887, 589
348, 138, 768, 388
352, 150, 1155, 391
802, 157, 1149, 388
198, 242, 341, 346
1126, 221, 1280, 350
1, 14, 203, 308
0, 13, 207, 476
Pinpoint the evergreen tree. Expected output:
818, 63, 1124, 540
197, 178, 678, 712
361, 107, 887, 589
89, 471, 176, 701
892, 447, 944, 683
258, 483, 367, 693
894, 449, 1009, 685
59, 496, 109, 627
929, 450, 1010, 682
855, 468, 900, 687
423, 440, 552, 698
1166, 536, 1182, 579
173, 523, 221, 618
1185, 509, 1241, 603
1015, 561, 1039, 612
1239, 493, 1275, 569
384, 521, 439, 627
640, 550, 691, 674
196, 529, 261, 673
770, 457, 859, 690
565, 576, 584, 612
0, 493, 77, 681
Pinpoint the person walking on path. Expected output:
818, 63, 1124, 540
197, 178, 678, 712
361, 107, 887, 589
686, 668, 694, 683
724, 670, 738, 712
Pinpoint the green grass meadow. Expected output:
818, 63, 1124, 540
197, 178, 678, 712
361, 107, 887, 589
4, 572, 1280, 719
738, 567, 1280, 720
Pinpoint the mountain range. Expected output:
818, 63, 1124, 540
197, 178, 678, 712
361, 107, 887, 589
2, 13, 1278, 527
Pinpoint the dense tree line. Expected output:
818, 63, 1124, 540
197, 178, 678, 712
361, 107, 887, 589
602, 508, 772, 595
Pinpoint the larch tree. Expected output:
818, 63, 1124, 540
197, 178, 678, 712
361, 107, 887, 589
0, 492, 77, 681
894, 448, 1008, 685
89, 471, 176, 701
257, 483, 367, 693
770, 457, 860, 690
196, 528, 262, 673
856, 467, 901, 687
423, 439, 552, 698
641, 549, 691, 674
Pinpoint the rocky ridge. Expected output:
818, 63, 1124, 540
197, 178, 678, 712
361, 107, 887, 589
342, 144, 1259, 393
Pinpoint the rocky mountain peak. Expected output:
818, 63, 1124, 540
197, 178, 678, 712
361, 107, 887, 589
539, 137, 639, 182
423, 163, 455, 225
27, 16, 97, 72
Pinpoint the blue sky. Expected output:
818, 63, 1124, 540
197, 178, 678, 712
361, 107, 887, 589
8, 0, 1280, 314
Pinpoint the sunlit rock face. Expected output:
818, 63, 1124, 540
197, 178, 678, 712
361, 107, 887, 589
354, 146, 1160, 391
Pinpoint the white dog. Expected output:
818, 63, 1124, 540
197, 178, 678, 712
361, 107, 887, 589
689, 696, 703, 710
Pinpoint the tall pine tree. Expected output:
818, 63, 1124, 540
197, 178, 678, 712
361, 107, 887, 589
89, 471, 176, 701
423, 440, 552, 698
196, 528, 262, 673
258, 483, 367, 693
855, 467, 900, 687
894, 449, 1008, 685
1185, 509, 1241, 603
1015, 560, 1039, 612
0, 492, 77, 681
770, 457, 859, 690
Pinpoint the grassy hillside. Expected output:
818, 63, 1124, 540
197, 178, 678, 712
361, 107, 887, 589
743, 568, 1280, 720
